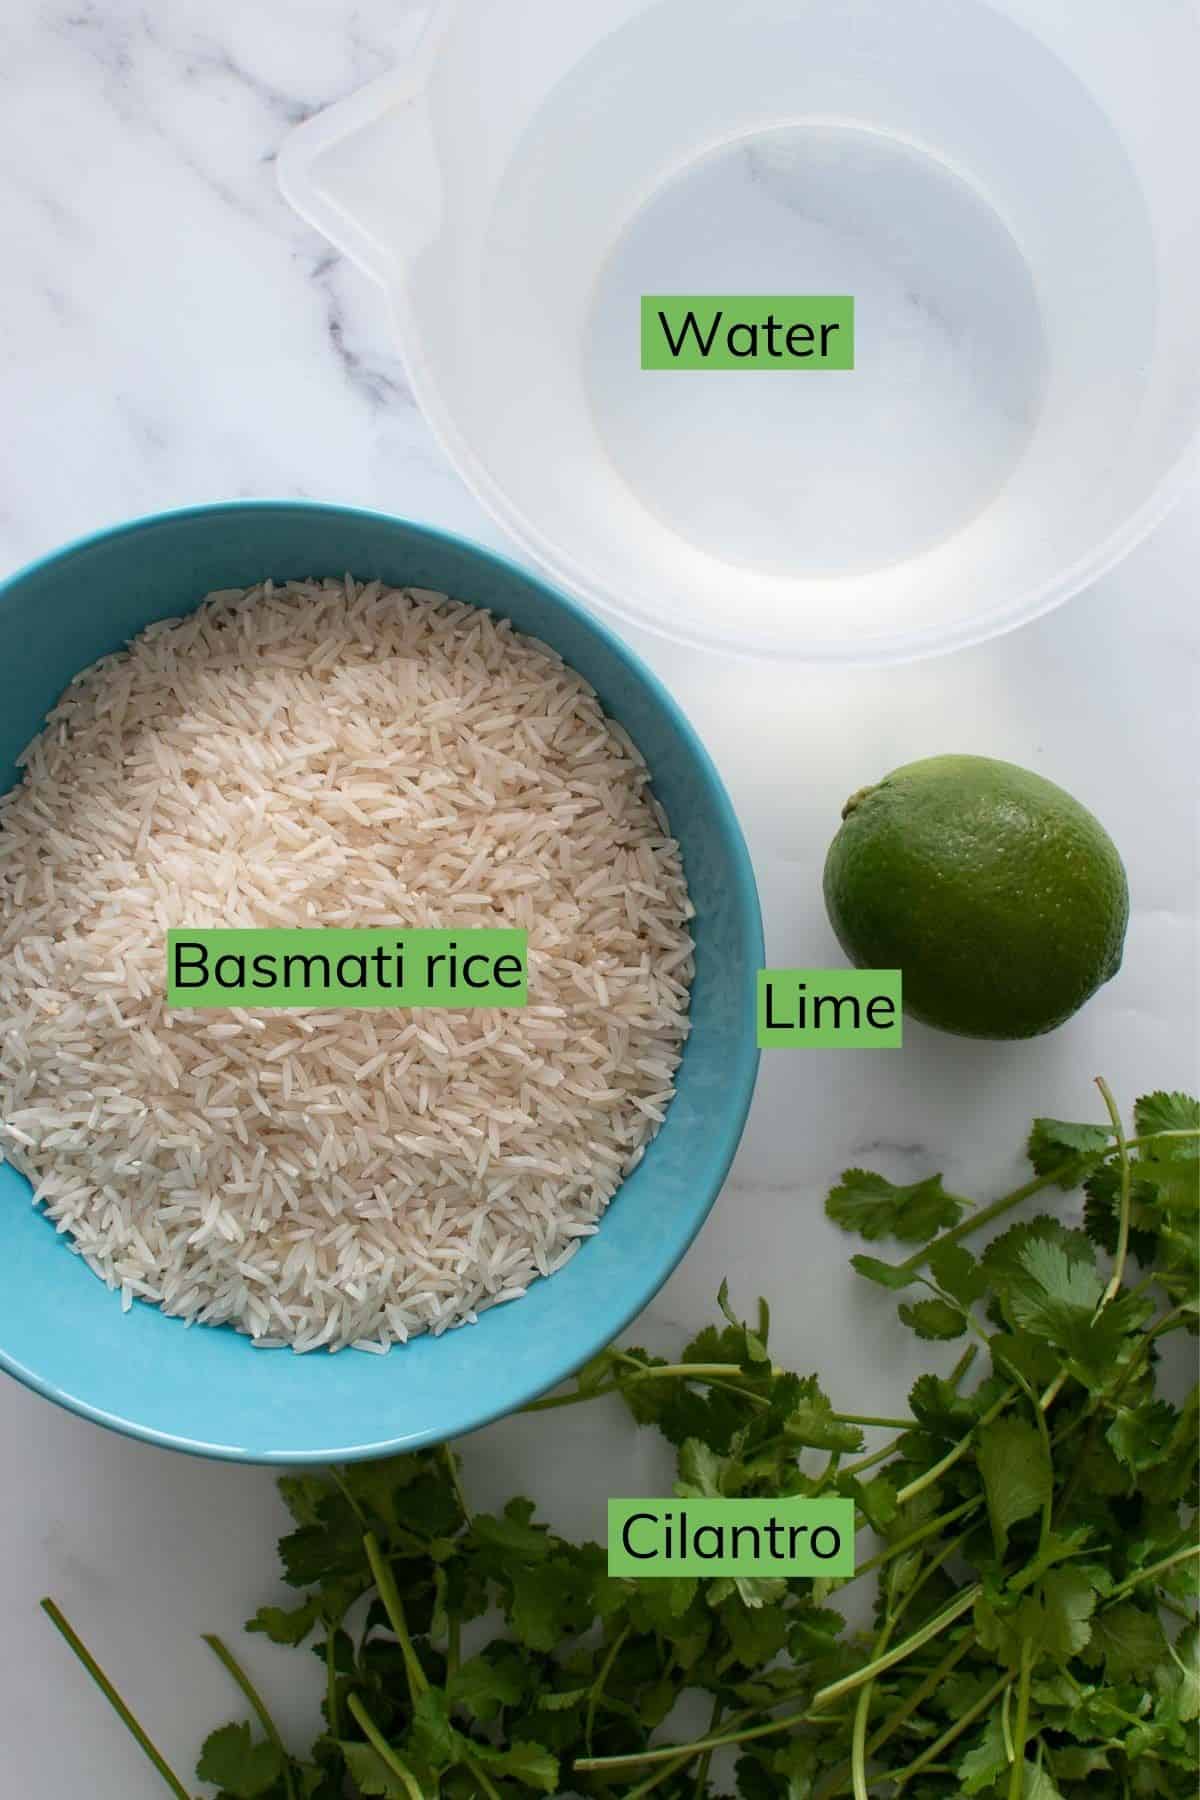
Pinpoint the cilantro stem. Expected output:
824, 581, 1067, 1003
462, 1750, 503, 1800
892, 1672, 1010, 1792
849, 1677, 874, 1800
602, 1586, 983, 1784
603, 1589, 977, 1790
525, 1356, 911, 1427
892, 1531, 977, 1630
1086, 1303, 1193, 1419
614, 1357, 911, 1427
1096, 1077, 1133, 1304
573, 1707, 824, 1774
1003, 1361, 1055, 1556
624, 1748, 705, 1797
442, 1443, 472, 1523
875, 1127, 1198, 1288
585, 1624, 629, 1753
865, 1123, 1200, 1289
580, 1588, 980, 1784
1104, 1543, 1200, 1602
1007, 1638, 1034, 1800
865, 1631, 973, 1760
851, 1607, 895, 1800
1000, 1680, 1014, 1760
202, 1635, 296, 1800
329, 1465, 368, 1524
363, 1531, 429, 1701
40, 1600, 196, 1800
1125, 1128, 1200, 1149
850, 1496, 981, 1584
520, 1386, 613, 1413
1038, 1369, 1069, 1412
887, 1158, 1104, 1279
812, 1633, 977, 1800
832, 1413, 913, 1429
345, 1694, 425, 1800
839, 1348, 974, 1485
325, 1625, 339, 1738
693, 1695, 723, 1797
812, 1586, 980, 1711
841, 1435, 906, 1479
893, 1387, 1013, 1507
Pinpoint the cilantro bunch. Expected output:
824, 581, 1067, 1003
44, 1084, 1198, 1798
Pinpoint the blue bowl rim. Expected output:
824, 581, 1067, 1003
0, 499, 764, 1459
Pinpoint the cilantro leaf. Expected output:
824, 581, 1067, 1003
840, 1471, 899, 1533
339, 1741, 413, 1797
1135, 1091, 1200, 1145
196, 1723, 285, 1798
1051, 1745, 1111, 1780
1173, 1623, 1200, 1724
409, 1686, 460, 1766
898, 1296, 968, 1340
1106, 1399, 1181, 1473
1027, 1116, 1114, 1183
977, 1415, 1051, 1555
1038, 1565, 1104, 1662
245, 1598, 323, 1646
974, 1566, 1101, 1670
909, 1371, 978, 1439
826, 1168, 965, 1243
1022, 1764, 1064, 1800
1009, 1526, 1094, 1593
507, 1554, 597, 1652
991, 1330, 1061, 1393
782, 1376, 865, 1452
534, 1685, 589, 1712
1136, 1156, 1200, 1215
276, 1475, 327, 1528
786, 1604, 847, 1661
982, 1216, 1095, 1292
616, 1334, 758, 1451
996, 1232, 1153, 1380
720, 1590, 790, 1667
957, 1710, 1008, 1793
848, 1252, 920, 1289
1008, 1234, 1103, 1319
1082, 1161, 1162, 1267
447, 1647, 530, 1723
277, 1487, 371, 1591
475, 1739, 560, 1791
928, 1241, 987, 1307
1081, 1602, 1168, 1682
717, 1279, 771, 1365
676, 1437, 728, 1498
471, 1499, 552, 1563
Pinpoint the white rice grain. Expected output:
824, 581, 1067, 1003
0, 578, 694, 1352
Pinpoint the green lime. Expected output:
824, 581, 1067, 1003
822, 754, 1129, 1039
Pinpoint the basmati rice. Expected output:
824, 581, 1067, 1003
0, 578, 693, 1352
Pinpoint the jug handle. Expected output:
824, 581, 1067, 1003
277, 1, 457, 283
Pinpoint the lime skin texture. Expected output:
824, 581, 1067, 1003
822, 754, 1130, 1040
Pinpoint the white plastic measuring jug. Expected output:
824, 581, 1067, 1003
280, 0, 1200, 662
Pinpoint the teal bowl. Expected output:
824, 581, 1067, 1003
0, 502, 762, 1462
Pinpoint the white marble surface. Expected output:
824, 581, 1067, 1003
1, 4, 1197, 1795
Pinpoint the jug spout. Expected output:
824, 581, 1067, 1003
277, 24, 449, 282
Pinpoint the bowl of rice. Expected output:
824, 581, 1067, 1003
0, 501, 762, 1461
